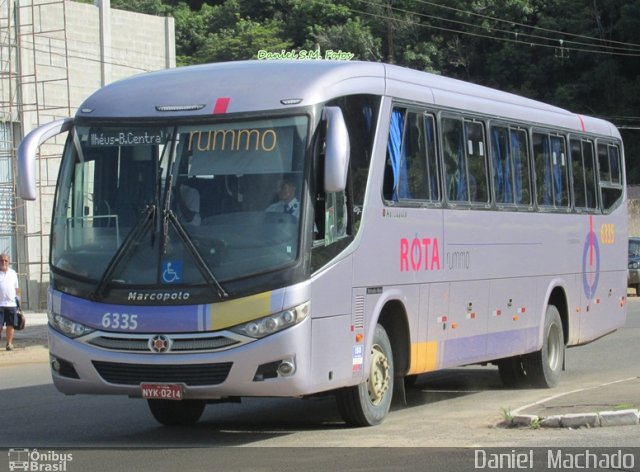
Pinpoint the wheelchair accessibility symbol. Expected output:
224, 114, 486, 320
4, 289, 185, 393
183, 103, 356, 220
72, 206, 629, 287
162, 260, 184, 284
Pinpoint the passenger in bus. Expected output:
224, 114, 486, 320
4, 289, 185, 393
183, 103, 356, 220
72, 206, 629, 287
266, 178, 299, 218
175, 181, 201, 226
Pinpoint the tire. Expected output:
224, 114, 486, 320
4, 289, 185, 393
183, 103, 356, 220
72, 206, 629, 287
523, 305, 564, 388
147, 399, 206, 426
336, 324, 394, 426
497, 355, 528, 388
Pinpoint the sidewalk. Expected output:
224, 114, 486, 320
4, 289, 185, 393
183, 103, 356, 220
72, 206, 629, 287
0, 311, 49, 363
510, 377, 640, 428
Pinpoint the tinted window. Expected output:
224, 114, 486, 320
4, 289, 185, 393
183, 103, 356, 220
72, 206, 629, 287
384, 107, 440, 204
442, 117, 488, 204
533, 132, 568, 209
491, 125, 531, 206
598, 142, 623, 212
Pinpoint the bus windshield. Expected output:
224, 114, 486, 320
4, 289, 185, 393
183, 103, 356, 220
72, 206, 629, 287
51, 116, 308, 288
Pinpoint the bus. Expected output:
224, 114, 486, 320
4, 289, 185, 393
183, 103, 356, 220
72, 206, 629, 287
17, 60, 627, 426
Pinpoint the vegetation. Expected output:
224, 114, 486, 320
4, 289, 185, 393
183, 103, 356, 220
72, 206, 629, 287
106, 0, 640, 183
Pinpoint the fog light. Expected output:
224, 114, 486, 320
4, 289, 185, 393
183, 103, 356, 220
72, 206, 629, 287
49, 355, 80, 379
277, 361, 295, 377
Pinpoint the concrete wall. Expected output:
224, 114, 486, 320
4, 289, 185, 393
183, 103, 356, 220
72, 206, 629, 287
10, 0, 175, 308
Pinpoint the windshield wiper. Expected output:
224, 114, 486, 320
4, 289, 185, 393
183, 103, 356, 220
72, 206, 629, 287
165, 209, 229, 299
92, 205, 156, 301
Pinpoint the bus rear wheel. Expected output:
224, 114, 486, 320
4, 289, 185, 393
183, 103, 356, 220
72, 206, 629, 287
523, 304, 564, 388
147, 399, 206, 426
336, 324, 394, 426
497, 355, 527, 388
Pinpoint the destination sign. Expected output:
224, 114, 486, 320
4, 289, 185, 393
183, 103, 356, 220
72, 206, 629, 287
187, 125, 296, 175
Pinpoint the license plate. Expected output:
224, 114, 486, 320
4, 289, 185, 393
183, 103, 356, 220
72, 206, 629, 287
140, 383, 183, 401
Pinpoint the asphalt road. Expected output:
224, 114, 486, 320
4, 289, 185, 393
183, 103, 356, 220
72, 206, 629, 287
1, 299, 639, 471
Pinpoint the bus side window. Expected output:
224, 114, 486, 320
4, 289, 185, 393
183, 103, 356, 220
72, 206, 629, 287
384, 108, 405, 202
533, 132, 552, 207
571, 139, 587, 209
598, 142, 623, 212
442, 117, 467, 203
534, 132, 571, 210
583, 140, 598, 210
598, 143, 610, 182
464, 121, 488, 203
550, 136, 569, 208
314, 94, 378, 253
397, 111, 426, 201
492, 125, 531, 207
571, 139, 598, 212
324, 191, 347, 244
424, 115, 440, 201
491, 126, 511, 205
511, 128, 531, 206
384, 107, 440, 204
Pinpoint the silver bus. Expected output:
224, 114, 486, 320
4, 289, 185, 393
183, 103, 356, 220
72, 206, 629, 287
18, 60, 628, 426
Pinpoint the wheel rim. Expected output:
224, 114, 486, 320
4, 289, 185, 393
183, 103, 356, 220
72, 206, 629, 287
367, 343, 390, 406
547, 322, 562, 371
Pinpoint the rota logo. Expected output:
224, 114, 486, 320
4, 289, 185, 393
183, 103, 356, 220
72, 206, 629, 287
400, 236, 441, 272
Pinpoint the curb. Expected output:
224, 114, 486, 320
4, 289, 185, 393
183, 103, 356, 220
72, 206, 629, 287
504, 377, 640, 429
511, 409, 640, 428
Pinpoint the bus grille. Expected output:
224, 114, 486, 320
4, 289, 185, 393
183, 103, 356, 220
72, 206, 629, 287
92, 361, 233, 386
87, 335, 239, 352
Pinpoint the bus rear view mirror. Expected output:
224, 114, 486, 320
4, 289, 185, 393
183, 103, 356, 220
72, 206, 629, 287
17, 118, 73, 201
322, 107, 350, 193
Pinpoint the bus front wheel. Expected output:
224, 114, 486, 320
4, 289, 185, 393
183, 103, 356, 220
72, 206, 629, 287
147, 399, 206, 426
523, 305, 564, 388
336, 324, 394, 426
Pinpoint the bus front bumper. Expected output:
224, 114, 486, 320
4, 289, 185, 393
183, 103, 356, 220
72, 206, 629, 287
47, 315, 333, 400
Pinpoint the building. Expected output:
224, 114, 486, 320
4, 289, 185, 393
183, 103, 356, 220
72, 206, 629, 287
1, 0, 175, 309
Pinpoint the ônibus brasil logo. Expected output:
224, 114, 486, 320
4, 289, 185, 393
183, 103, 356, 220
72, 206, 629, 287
8, 448, 73, 471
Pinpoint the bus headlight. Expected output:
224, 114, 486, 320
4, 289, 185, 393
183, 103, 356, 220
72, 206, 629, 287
230, 301, 310, 339
48, 309, 95, 338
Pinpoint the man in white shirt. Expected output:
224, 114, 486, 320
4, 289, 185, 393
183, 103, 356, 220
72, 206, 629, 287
0, 253, 20, 351
266, 178, 299, 218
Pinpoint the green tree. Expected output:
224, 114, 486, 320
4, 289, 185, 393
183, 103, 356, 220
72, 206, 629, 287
195, 17, 293, 62
100, 0, 640, 183
304, 17, 382, 61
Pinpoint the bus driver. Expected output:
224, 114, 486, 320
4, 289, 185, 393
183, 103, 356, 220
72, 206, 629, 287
266, 178, 299, 218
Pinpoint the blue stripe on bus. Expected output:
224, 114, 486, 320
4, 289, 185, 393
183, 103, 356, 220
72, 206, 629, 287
441, 327, 539, 367
48, 289, 286, 333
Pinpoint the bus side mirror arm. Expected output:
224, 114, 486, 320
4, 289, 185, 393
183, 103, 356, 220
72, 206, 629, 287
17, 118, 73, 200
322, 107, 350, 193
